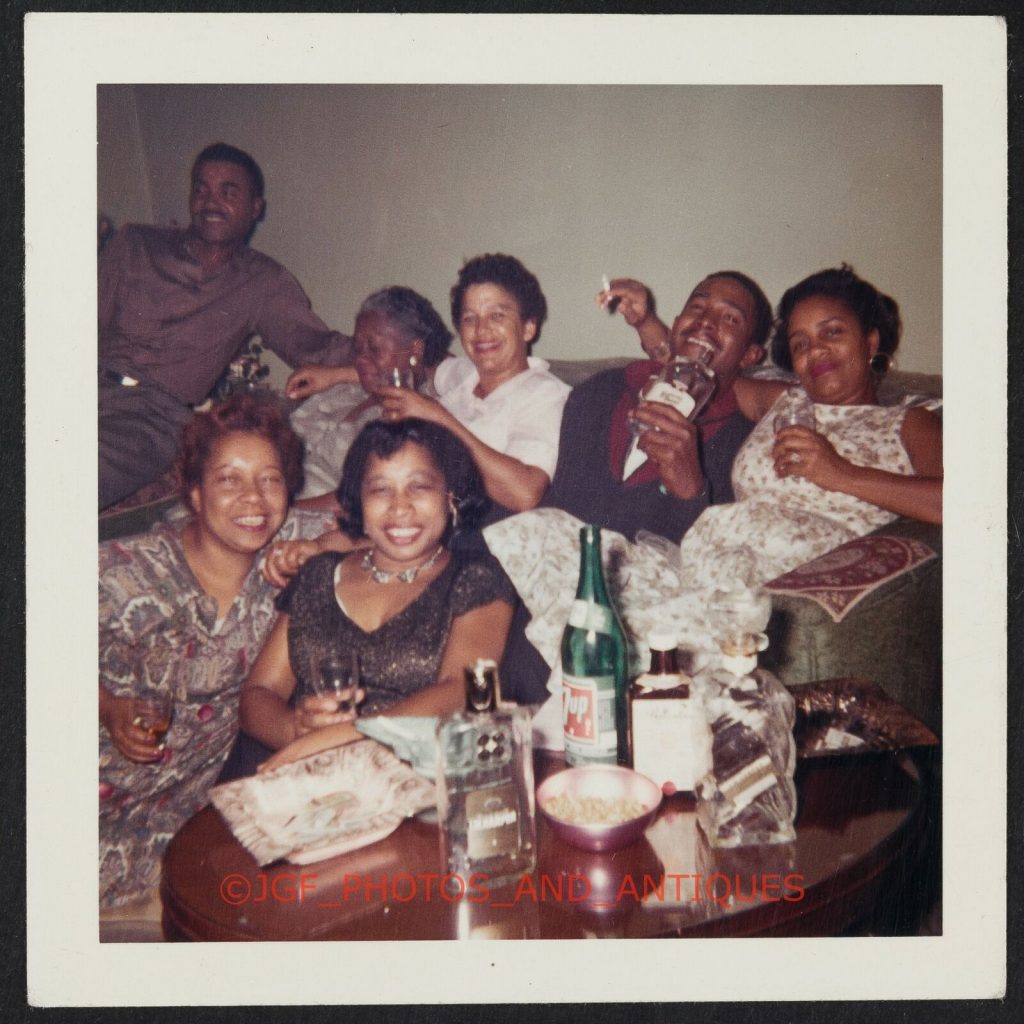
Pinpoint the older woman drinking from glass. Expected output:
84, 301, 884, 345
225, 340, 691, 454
287, 285, 453, 504
240, 417, 516, 770
99, 393, 330, 916
261, 256, 572, 586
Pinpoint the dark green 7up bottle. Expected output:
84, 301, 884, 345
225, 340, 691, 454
561, 525, 629, 765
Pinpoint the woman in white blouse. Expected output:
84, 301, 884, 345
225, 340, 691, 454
379, 253, 570, 515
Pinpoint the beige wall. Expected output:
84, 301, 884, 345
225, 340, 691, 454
98, 84, 942, 381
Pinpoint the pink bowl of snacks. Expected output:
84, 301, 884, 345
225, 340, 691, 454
537, 765, 662, 853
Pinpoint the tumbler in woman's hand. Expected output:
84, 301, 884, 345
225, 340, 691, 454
131, 686, 174, 749
773, 403, 816, 435
388, 362, 416, 391
311, 651, 361, 716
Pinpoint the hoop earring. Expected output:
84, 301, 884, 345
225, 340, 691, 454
869, 352, 893, 375
448, 496, 459, 531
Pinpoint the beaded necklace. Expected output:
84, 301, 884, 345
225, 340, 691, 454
361, 545, 445, 584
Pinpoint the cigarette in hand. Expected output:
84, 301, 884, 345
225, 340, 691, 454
601, 274, 620, 314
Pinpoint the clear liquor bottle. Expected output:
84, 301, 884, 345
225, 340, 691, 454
561, 525, 629, 766
692, 584, 797, 848
436, 660, 536, 890
623, 338, 717, 478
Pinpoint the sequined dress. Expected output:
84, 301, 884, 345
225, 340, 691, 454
280, 549, 516, 712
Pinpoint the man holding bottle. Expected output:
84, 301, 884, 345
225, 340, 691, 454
496, 270, 773, 704
543, 271, 772, 544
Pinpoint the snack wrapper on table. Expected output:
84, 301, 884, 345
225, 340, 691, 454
789, 678, 939, 756
692, 668, 797, 848
691, 583, 798, 849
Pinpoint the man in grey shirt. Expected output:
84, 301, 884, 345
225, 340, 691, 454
99, 142, 354, 509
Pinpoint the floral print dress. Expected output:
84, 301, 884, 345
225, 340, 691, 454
98, 511, 330, 908
676, 388, 915, 588
483, 390, 927, 686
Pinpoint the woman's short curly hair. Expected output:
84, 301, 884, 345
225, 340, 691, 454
336, 418, 489, 541
177, 392, 304, 511
358, 286, 453, 367
449, 253, 548, 343
770, 264, 902, 373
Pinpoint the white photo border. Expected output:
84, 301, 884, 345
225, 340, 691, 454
24, 11, 1007, 1006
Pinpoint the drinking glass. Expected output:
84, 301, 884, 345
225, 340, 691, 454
131, 684, 174, 749
773, 404, 816, 434
388, 361, 416, 390
311, 650, 361, 716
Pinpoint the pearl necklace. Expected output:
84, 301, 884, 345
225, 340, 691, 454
361, 545, 445, 584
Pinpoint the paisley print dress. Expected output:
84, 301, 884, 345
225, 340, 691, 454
98, 510, 330, 907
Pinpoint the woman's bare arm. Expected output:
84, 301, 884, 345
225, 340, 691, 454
774, 406, 943, 525
239, 615, 302, 749
377, 388, 550, 511
733, 375, 790, 422
258, 598, 514, 770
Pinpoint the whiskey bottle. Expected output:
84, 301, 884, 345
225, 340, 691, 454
628, 629, 696, 793
692, 584, 797, 848
623, 339, 718, 479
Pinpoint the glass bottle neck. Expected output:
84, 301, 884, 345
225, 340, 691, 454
673, 340, 715, 368
575, 526, 612, 605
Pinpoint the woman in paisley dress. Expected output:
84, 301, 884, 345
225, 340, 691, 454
241, 417, 515, 771
483, 266, 942, 675
98, 393, 328, 913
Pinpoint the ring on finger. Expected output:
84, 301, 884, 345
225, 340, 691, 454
789, 452, 801, 465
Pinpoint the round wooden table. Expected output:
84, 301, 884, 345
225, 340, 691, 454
161, 748, 939, 940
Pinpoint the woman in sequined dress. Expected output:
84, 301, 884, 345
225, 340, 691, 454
240, 417, 516, 771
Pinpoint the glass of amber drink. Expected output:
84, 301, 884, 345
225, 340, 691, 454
131, 684, 174, 751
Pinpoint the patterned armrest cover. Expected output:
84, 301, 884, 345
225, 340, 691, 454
762, 518, 942, 736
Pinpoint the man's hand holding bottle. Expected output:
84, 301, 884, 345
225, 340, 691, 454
634, 401, 707, 500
